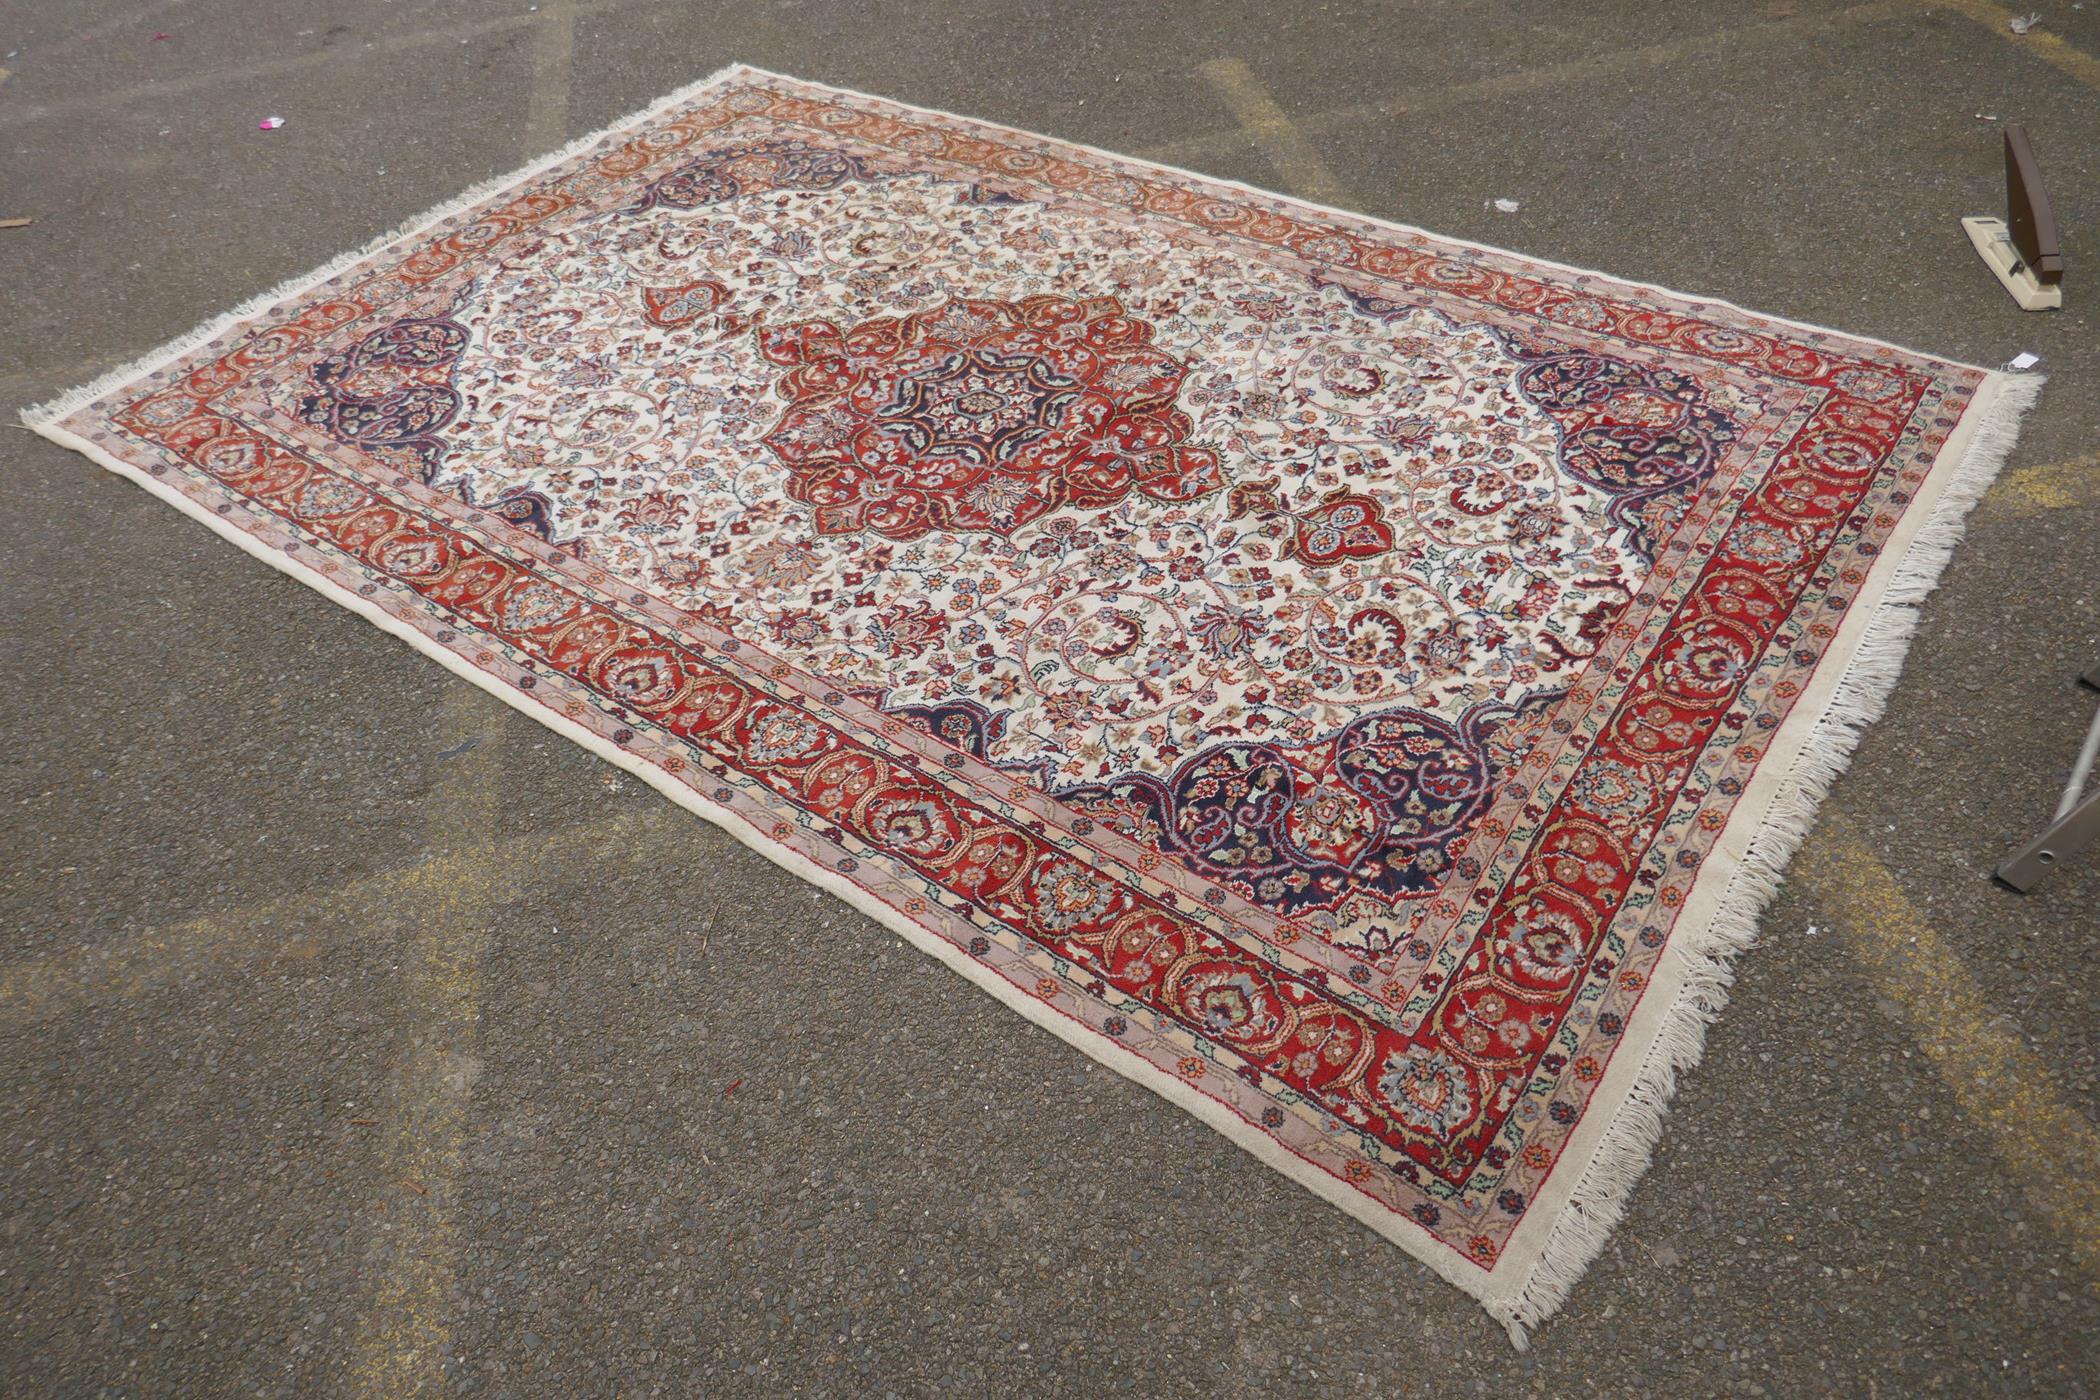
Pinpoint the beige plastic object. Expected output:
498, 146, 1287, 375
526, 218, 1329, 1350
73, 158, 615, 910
1964, 215, 2063, 311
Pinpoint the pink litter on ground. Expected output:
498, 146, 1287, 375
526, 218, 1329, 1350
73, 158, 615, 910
258, 117, 286, 130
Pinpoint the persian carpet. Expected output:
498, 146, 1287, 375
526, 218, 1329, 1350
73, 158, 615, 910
26, 66, 2040, 1342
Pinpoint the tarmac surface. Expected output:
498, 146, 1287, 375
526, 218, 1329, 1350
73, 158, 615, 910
3, 1, 2098, 1394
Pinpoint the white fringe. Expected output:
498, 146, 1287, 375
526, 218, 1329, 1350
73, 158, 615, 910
1493, 368, 2046, 1348
18, 64, 2048, 1350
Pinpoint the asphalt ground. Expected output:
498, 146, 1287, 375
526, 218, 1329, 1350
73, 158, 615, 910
3, 2, 2098, 1394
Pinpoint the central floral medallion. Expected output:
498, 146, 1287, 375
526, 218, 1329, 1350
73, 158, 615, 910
756, 294, 1222, 540
886, 346, 1080, 463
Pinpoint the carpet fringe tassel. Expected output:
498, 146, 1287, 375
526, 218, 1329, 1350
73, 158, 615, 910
1494, 369, 2044, 1348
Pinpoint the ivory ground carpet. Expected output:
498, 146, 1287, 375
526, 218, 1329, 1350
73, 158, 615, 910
24, 66, 2042, 1342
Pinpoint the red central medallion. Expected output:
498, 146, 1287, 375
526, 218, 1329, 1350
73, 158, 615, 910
757, 295, 1222, 540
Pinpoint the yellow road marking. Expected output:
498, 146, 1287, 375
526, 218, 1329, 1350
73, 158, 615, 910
1153, 1, 1912, 167
1931, 0, 2100, 88
347, 689, 507, 1397
524, 0, 580, 153
1197, 58, 1357, 207
1985, 451, 2100, 517
1795, 820, 2100, 1291
0, 805, 652, 1031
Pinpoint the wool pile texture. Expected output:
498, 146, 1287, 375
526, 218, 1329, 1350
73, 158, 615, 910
27, 66, 2041, 1342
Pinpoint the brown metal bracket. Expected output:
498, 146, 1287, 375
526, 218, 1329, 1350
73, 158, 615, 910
1963, 124, 2065, 311
2005, 125, 2065, 288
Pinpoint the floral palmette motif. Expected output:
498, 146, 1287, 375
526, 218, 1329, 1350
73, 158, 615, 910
756, 295, 1223, 540
1057, 694, 1549, 917
1376, 1046, 1481, 1145
1286, 489, 1398, 565
296, 317, 468, 471
295, 314, 558, 537
641, 278, 730, 329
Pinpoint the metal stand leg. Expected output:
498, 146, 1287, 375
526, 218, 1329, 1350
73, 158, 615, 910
1995, 663, 2100, 892
1996, 787, 2100, 892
